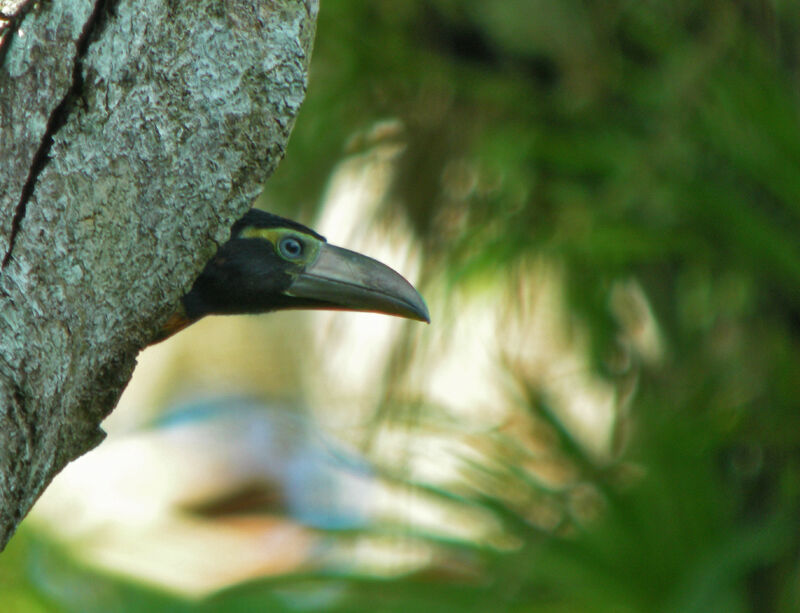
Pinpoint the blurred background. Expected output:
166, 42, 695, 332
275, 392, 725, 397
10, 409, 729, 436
4, 1, 800, 611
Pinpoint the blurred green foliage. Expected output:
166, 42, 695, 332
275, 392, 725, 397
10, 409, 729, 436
247, 1, 800, 609
4, 1, 800, 611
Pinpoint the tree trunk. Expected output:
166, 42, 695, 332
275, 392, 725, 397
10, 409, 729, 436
0, 0, 318, 550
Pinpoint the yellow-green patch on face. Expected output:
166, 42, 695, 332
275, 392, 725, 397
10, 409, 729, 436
240, 226, 324, 269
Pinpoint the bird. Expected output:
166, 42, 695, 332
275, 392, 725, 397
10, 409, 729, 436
155, 208, 430, 342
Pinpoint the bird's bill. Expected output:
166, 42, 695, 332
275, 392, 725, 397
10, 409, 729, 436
286, 243, 430, 323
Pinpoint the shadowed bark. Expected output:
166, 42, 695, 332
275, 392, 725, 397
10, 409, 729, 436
0, 0, 318, 550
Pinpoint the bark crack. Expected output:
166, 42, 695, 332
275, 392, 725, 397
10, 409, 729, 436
2, 0, 112, 269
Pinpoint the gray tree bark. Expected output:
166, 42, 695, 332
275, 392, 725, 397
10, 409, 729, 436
0, 0, 318, 550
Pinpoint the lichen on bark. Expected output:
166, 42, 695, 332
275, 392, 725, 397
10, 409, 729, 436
0, 0, 318, 550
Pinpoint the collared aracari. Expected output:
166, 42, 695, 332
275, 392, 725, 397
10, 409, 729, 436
156, 209, 429, 342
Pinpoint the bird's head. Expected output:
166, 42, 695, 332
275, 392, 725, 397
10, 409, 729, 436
180, 209, 429, 325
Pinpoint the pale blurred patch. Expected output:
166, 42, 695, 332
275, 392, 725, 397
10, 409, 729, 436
107, 311, 311, 433
31, 403, 323, 597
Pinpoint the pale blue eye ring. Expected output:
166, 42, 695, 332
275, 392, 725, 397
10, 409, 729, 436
279, 236, 304, 259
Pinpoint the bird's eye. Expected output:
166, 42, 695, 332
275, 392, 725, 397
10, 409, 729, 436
279, 236, 304, 260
